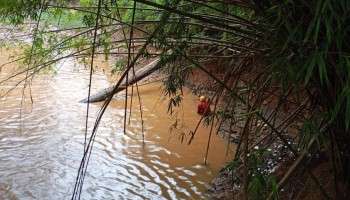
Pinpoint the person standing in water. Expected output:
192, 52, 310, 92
197, 96, 211, 115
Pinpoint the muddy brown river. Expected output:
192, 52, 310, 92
0, 49, 235, 199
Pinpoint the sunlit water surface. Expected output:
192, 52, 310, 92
0, 49, 235, 199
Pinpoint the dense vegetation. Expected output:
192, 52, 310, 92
1, 0, 349, 199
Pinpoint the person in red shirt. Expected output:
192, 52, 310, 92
197, 96, 211, 115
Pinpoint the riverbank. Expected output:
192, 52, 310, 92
183, 66, 350, 199
2, 21, 348, 200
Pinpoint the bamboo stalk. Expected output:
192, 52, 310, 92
243, 87, 251, 200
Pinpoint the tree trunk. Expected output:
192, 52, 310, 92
80, 58, 161, 103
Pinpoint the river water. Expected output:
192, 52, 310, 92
0, 49, 235, 199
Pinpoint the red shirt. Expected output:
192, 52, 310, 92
197, 102, 210, 115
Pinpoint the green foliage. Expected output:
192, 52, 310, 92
79, 0, 94, 7
2, 0, 350, 198
82, 13, 95, 27
40, 10, 85, 29
0, 0, 48, 24
163, 63, 192, 96
247, 149, 277, 200
299, 118, 327, 152
332, 86, 350, 130
167, 94, 182, 115
224, 149, 279, 200
111, 57, 127, 75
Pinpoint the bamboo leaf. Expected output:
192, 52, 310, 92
313, 16, 321, 44
281, 70, 287, 94
270, 176, 278, 200
317, 52, 329, 85
331, 86, 350, 122
302, 120, 311, 151
346, 94, 350, 130
323, 14, 333, 42
167, 98, 174, 115
222, 159, 241, 171
239, 109, 261, 117
305, 54, 316, 85
283, 24, 299, 51
316, 130, 326, 150
304, 16, 316, 44
315, 0, 323, 14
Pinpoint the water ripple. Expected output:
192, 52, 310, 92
0, 55, 234, 200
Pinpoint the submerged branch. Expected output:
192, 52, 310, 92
80, 58, 161, 103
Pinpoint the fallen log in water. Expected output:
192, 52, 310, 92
80, 58, 161, 103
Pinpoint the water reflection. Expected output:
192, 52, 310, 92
0, 49, 235, 199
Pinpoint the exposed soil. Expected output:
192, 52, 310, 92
104, 47, 350, 199
182, 64, 350, 200
277, 153, 350, 200
4, 22, 348, 200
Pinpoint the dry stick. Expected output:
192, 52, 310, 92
73, 29, 257, 56
252, 98, 310, 149
330, 131, 340, 196
251, 90, 330, 198
221, 76, 242, 157
227, 118, 233, 156
130, 2, 146, 145
157, 6, 326, 198
72, 3, 178, 199
123, 2, 138, 135
0, 57, 25, 72
268, 118, 331, 200
188, 59, 240, 145
334, 138, 345, 188
0, 49, 83, 99
111, 0, 134, 135
0, 26, 15, 47
268, 136, 331, 200
49, 5, 162, 11
242, 87, 251, 200
72, 0, 104, 198
0, 26, 99, 86
187, 86, 220, 145
19, 0, 46, 133
133, 2, 328, 198
126, 52, 146, 126
228, 62, 294, 195
260, 88, 331, 199
134, 0, 258, 41
229, 67, 249, 160
204, 89, 221, 164
265, 87, 295, 123
254, 104, 315, 169
216, 79, 241, 156
187, 64, 234, 146
214, 78, 234, 137
54, 3, 259, 53
0, 46, 93, 89
83, 21, 101, 153
134, 77, 145, 144
68, 2, 314, 197
273, 92, 309, 130
187, 0, 255, 26
210, 68, 238, 158
128, 86, 134, 125
104, 51, 253, 59
216, 60, 240, 136
270, 138, 315, 197
248, 83, 297, 147
105, 4, 142, 128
